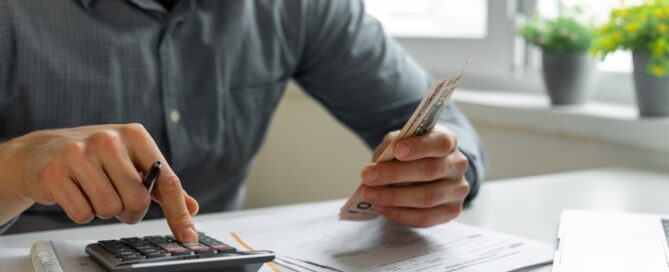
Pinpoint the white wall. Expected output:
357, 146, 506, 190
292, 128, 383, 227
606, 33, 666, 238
455, 90, 669, 180
244, 84, 371, 208
473, 123, 669, 180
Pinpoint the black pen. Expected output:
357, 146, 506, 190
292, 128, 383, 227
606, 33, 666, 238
143, 161, 161, 193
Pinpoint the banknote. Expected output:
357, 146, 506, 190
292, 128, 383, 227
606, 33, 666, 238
339, 64, 467, 221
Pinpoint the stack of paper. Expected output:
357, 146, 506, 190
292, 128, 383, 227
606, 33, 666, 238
199, 204, 553, 272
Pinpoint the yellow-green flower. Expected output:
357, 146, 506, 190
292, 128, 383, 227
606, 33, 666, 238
594, 0, 669, 77
613, 9, 629, 19
612, 31, 624, 42
650, 64, 666, 77
626, 22, 640, 33
655, 8, 666, 18
603, 39, 616, 50
652, 43, 665, 56
599, 23, 613, 35
591, 48, 600, 57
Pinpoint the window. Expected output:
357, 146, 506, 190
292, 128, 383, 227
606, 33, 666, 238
364, 0, 517, 78
365, 0, 640, 105
364, 0, 488, 39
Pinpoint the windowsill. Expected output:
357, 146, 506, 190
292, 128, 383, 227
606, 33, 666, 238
454, 89, 669, 152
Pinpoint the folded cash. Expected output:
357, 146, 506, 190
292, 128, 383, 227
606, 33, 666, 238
339, 62, 468, 221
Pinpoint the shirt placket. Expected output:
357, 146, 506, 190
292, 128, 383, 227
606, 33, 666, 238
155, 3, 189, 168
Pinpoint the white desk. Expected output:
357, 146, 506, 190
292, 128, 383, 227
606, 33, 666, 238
2, 167, 669, 250
457, 167, 669, 244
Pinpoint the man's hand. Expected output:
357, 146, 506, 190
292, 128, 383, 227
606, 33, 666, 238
360, 125, 470, 228
0, 124, 199, 242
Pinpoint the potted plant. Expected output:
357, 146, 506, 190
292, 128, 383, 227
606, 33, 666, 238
593, 0, 669, 117
520, 7, 598, 105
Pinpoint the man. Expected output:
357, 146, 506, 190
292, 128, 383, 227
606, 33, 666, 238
0, 0, 488, 243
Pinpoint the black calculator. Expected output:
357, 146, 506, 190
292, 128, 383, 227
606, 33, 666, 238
85, 232, 274, 272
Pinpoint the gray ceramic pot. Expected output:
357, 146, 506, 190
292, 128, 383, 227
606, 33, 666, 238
542, 52, 598, 105
632, 51, 669, 117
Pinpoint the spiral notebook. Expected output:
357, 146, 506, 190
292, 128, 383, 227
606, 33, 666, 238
0, 240, 105, 272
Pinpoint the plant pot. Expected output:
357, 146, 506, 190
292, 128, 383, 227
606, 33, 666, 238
542, 52, 598, 105
632, 51, 669, 117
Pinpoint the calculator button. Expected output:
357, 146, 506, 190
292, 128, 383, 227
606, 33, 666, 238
170, 250, 193, 256
110, 247, 133, 252
113, 247, 135, 253
99, 240, 119, 245
121, 255, 146, 262
210, 244, 236, 253
138, 248, 161, 254
198, 237, 237, 253
135, 244, 158, 249
145, 252, 168, 258
156, 242, 180, 248
183, 243, 211, 251
163, 246, 188, 253
99, 241, 125, 249
157, 242, 180, 247
194, 249, 217, 255
114, 252, 139, 259
121, 237, 143, 243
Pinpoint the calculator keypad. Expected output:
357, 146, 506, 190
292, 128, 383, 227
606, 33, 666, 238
96, 233, 237, 265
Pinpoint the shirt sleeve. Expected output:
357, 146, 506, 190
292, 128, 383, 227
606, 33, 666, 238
293, 0, 489, 199
0, 1, 11, 92
0, 4, 16, 231
0, 216, 18, 235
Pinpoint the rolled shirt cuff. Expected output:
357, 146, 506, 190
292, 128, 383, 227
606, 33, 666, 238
0, 216, 18, 235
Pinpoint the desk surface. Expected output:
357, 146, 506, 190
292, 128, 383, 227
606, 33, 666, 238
2, 167, 669, 249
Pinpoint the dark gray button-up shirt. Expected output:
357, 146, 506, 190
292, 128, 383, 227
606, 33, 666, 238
0, 0, 488, 234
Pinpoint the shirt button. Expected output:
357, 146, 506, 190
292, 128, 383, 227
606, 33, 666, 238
170, 110, 181, 123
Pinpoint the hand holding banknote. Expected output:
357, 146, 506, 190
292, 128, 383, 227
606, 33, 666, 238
358, 125, 471, 227
340, 61, 471, 227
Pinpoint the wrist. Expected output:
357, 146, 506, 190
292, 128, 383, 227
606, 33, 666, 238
0, 139, 35, 225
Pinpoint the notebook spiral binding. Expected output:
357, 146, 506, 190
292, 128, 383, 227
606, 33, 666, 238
30, 241, 64, 272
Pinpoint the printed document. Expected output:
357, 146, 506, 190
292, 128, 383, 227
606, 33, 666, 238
199, 202, 553, 272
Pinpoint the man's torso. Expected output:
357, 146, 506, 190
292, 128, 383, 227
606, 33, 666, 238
0, 0, 307, 226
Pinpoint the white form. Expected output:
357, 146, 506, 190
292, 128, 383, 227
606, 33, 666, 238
199, 206, 554, 272
0, 241, 104, 272
51, 240, 106, 272
0, 248, 32, 271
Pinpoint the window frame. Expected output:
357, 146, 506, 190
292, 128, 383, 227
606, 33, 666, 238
389, 0, 517, 78
384, 0, 636, 106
